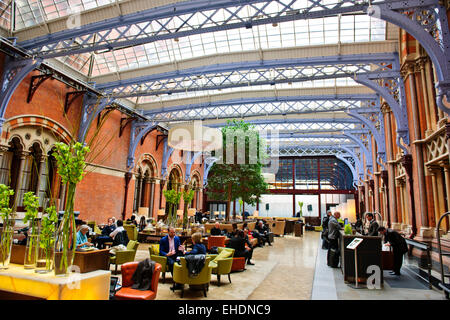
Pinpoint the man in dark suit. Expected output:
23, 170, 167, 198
227, 230, 254, 265
254, 220, 272, 246
366, 213, 379, 236
378, 227, 408, 276
159, 227, 185, 275
210, 222, 222, 236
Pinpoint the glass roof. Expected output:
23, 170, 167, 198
13, 0, 115, 30
0, 0, 11, 30
87, 16, 385, 77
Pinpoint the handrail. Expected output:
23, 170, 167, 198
404, 238, 432, 289
436, 211, 450, 298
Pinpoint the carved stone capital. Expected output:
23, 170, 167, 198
380, 102, 391, 115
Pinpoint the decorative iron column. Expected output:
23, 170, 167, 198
381, 170, 390, 228
122, 172, 132, 220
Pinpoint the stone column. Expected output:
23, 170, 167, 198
403, 61, 431, 238
13, 151, 30, 210
382, 104, 398, 227
443, 166, 450, 235
0, 145, 10, 184
401, 154, 417, 238
149, 178, 155, 217
381, 170, 391, 228
35, 154, 47, 197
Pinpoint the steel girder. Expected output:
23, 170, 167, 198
143, 94, 378, 122
96, 54, 395, 97
16, 0, 450, 114
0, 57, 42, 133
16, 0, 381, 58
127, 120, 159, 170
78, 94, 116, 142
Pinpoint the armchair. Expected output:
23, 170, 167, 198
148, 244, 169, 283
110, 240, 139, 274
207, 236, 226, 251
172, 256, 212, 298
207, 247, 234, 286
124, 224, 138, 241
114, 261, 162, 300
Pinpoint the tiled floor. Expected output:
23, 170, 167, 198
111, 231, 447, 300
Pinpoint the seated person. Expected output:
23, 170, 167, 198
183, 232, 206, 255
227, 223, 238, 238
76, 225, 94, 250
195, 210, 204, 224
109, 220, 129, 247
159, 227, 184, 276
138, 216, 147, 232
210, 222, 222, 236
227, 229, 254, 265
243, 228, 255, 265
126, 214, 138, 226
93, 217, 116, 249
254, 220, 272, 246
243, 210, 250, 219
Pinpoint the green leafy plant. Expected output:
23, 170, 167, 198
206, 120, 268, 221
238, 199, 243, 213
39, 205, 57, 270
182, 188, 195, 230
163, 189, 182, 227
344, 223, 353, 235
298, 201, 304, 217
23, 192, 40, 266
52, 141, 90, 274
0, 184, 14, 266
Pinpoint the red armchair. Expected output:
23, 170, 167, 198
114, 261, 162, 300
207, 236, 226, 251
231, 257, 246, 272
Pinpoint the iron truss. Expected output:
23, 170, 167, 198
144, 94, 378, 122
97, 54, 395, 98
17, 0, 450, 114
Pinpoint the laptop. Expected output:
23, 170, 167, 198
109, 276, 121, 299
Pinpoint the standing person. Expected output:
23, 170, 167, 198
321, 211, 332, 249
366, 213, 379, 236
227, 230, 254, 265
327, 211, 342, 250
378, 227, 408, 276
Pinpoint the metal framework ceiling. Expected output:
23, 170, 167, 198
1, 0, 449, 187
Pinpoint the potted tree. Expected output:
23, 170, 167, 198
0, 184, 14, 270
206, 120, 268, 222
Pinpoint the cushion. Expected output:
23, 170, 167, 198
150, 244, 159, 255
126, 240, 138, 251
114, 287, 156, 300
211, 248, 233, 263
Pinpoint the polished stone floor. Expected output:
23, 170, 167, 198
111, 231, 446, 300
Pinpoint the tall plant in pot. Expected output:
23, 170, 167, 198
0, 184, 14, 270
163, 189, 182, 228
52, 142, 90, 275
36, 205, 57, 273
23, 192, 40, 269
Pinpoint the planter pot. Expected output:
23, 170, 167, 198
53, 183, 77, 276
24, 234, 39, 269
0, 219, 15, 270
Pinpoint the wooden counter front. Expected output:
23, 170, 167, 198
339, 231, 383, 284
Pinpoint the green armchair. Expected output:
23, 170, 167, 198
148, 244, 169, 283
124, 224, 138, 241
110, 240, 139, 274
172, 256, 212, 298
207, 247, 234, 286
